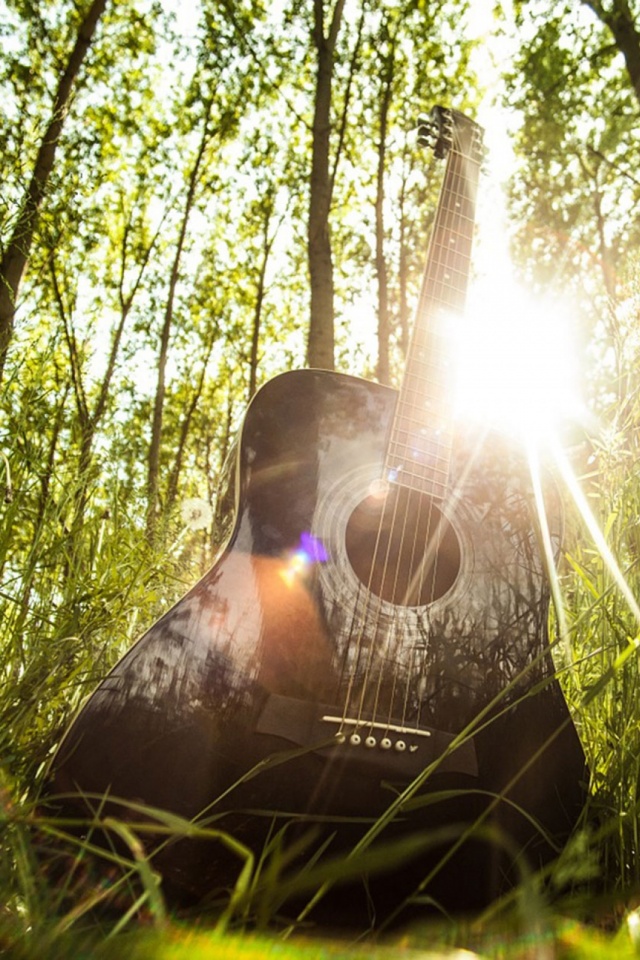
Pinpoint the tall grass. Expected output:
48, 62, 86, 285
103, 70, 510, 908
0, 351, 214, 950
3, 347, 640, 957
560, 407, 640, 900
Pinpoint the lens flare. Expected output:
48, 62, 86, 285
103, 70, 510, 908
279, 532, 327, 587
454, 272, 583, 440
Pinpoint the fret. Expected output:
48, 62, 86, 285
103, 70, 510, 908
430, 237, 473, 260
389, 407, 453, 441
432, 208, 474, 231
423, 275, 470, 302
419, 286, 467, 314
384, 469, 449, 502
387, 448, 451, 476
387, 109, 481, 500
433, 203, 475, 225
398, 391, 449, 415
430, 252, 473, 274
387, 416, 453, 479
394, 413, 450, 435
389, 424, 452, 457
425, 264, 472, 292
386, 452, 450, 482
401, 371, 451, 398
406, 342, 449, 365
430, 235, 473, 260
388, 433, 451, 456
396, 382, 451, 405
397, 378, 451, 406
389, 423, 452, 453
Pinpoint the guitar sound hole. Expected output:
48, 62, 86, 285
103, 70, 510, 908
345, 485, 460, 607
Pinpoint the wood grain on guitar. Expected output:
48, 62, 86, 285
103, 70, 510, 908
43, 107, 587, 926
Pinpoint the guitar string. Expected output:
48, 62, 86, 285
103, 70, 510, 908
379, 486, 427, 735
351, 471, 408, 729
336, 155, 458, 729
338, 141, 480, 744
394, 150, 471, 733
364, 483, 416, 732
410, 151, 479, 733
338, 485, 400, 733
356, 149, 466, 735
391, 150, 480, 737
341, 147, 472, 737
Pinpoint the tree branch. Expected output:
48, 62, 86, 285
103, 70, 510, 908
581, 0, 640, 104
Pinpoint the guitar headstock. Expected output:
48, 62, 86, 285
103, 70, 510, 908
417, 106, 484, 165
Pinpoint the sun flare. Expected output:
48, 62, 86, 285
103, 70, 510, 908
453, 228, 583, 442
454, 276, 581, 436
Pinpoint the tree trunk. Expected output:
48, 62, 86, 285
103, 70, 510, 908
582, 0, 640, 104
249, 208, 276, 399
165, 331, 217, 512
0, 0, 109, 383
307, 0, 346, 370
50, 205, 160, 533
374, 37, 396, 385
146, 105, 213, 541
397, 153, 411, 358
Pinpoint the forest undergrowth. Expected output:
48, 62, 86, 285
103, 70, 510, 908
2, 1, 640, 955
2, 345, 640, 960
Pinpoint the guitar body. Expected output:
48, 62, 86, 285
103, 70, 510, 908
47, 368, 586, 919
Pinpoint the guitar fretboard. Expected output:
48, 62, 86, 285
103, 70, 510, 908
385, 146, 481, 501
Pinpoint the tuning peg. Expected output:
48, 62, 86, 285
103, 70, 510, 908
417, 118, 436, 148
480, 143, 491, 176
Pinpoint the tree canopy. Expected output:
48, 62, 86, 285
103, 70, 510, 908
2, 0, 640, 932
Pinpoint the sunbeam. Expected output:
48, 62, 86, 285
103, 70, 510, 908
454, 268, 583, 441
552, 437, 640, 631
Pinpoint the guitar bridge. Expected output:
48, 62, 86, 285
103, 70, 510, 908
320, 713, 431, 754
256, 694, 477, 779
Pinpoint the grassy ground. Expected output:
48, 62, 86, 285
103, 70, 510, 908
3, 359, 640, 958
4, 913, 640, 960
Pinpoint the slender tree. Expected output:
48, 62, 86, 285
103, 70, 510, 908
581, 0, 640, 103
145, 101, 215, 540
373, 20, 396, 385
50, 197, 164, 530
0, 0, 109, 383
307, 0, 346, 369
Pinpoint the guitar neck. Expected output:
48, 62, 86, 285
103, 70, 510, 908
386, 145, 481, 501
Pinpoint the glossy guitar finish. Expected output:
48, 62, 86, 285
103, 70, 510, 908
47, 368, 586, 915
45, 108, 586, 921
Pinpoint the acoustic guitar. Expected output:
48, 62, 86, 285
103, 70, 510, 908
45, 107, 587, 924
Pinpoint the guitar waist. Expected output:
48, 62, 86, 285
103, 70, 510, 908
256, 693, 478, 780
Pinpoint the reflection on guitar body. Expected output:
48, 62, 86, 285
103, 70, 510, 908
44, 108, 587, 924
